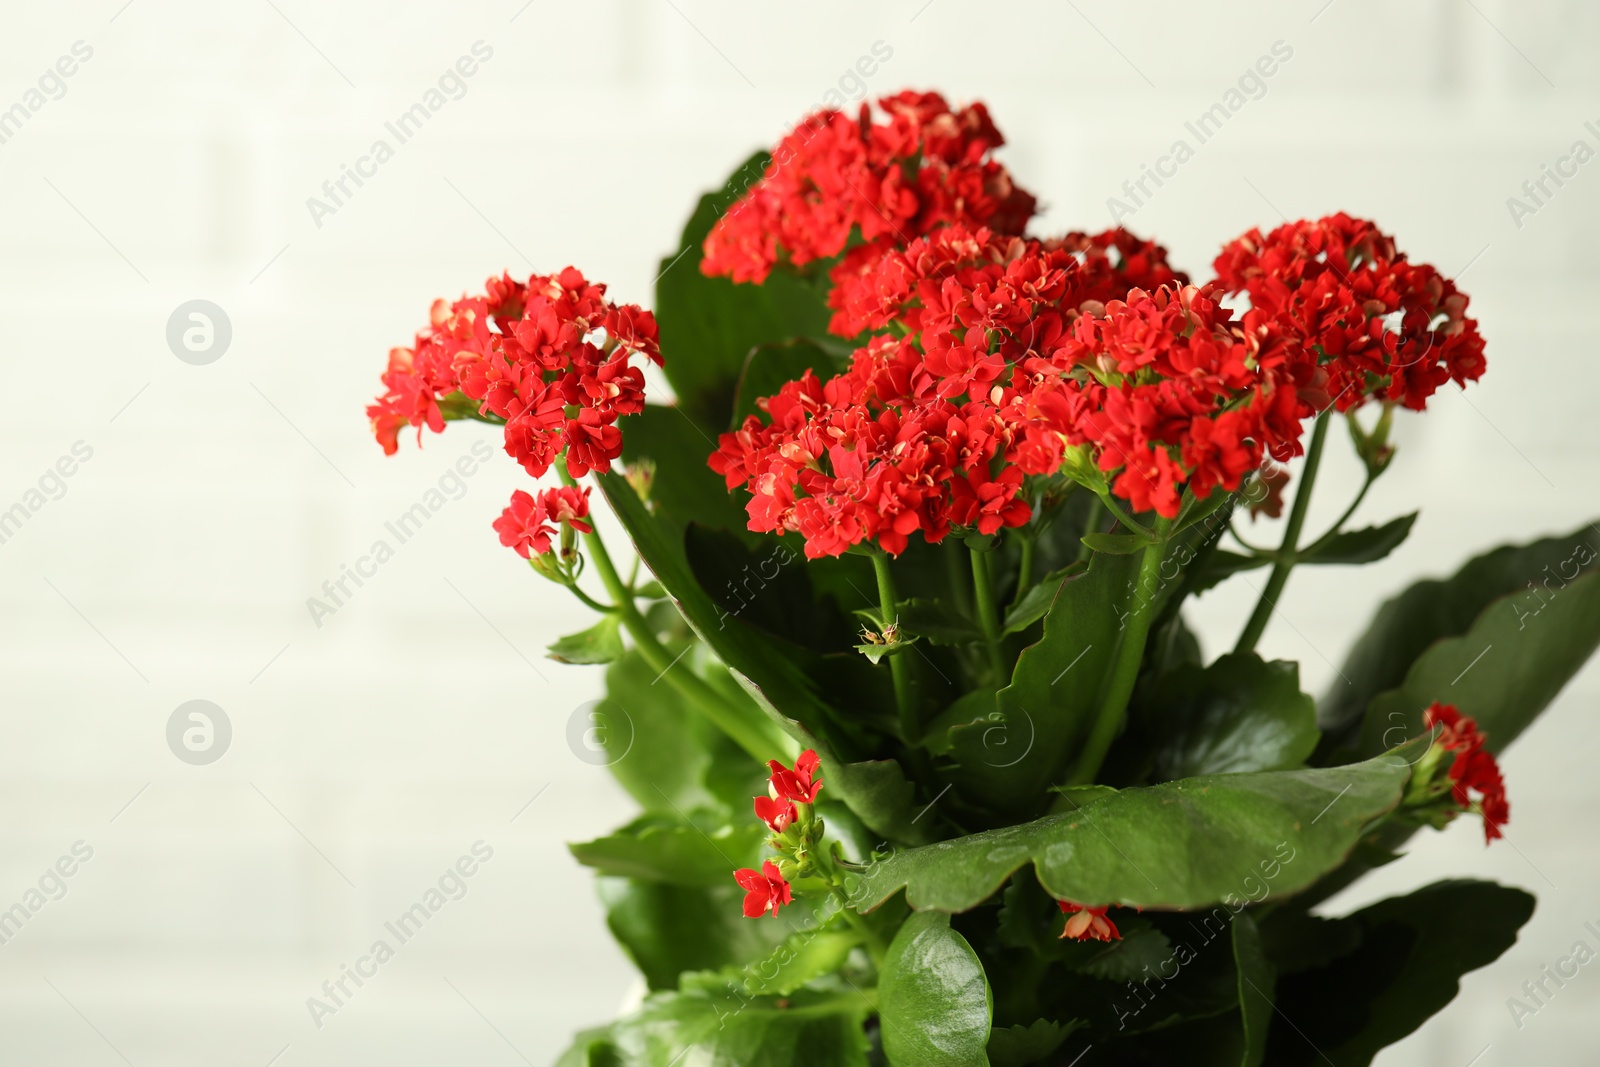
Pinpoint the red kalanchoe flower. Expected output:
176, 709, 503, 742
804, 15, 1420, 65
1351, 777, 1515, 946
1058, 901, 1121, 942
702, 89, 1038, 290
371, 269, 661, 481
734, 860, 793, 919
492, 485, 593, 559
753, 795, 798, 834
1423, 702, 1509, 843
492, 489, 556, 559
1212, 213, 1486, 413
768, 749, 824, 805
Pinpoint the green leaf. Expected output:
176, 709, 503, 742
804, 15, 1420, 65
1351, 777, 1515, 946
879, 910, 993, 1067
1357, 562, 1600, 760
1079, 531, 1152, 555
547, 614, 624, 664
1267, 880, 1534, 1065
855, 636, 920, 664
1299, 512, 1416, 565
987, 1019, 1076, 1066
655, 152, 832, 431
572, 976, 872, 1064
596, 877, 813, 992
731, 338, 845, 427
1320, 522, 1600, 747
943, 551, 1142, 816
1232, 911, 1275, 1067
1141, 653, 1319, 780
570, 815, 767, 886
1074, 923, 1173, 981
850, 749, 1414, 914
681, 927, 862, 999
1188, 548, 1272, 595
1002, 563, 1085, 635
894, 598, 984, 645
597, 647, 761, 816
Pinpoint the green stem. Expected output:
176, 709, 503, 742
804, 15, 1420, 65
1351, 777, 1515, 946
871, 552, 917, 745
1066, 518, 1171, 786
1096, 493, 1152, 539
1298, 471, 1374, 558
829, 885, 886, 968
562, 580, 617, 615
1009, 534, 1036, 613
1075, 497, 1104, 563
563, 471, 787, 763
970, 548, 1008, 685
1234, 412, 1332, 654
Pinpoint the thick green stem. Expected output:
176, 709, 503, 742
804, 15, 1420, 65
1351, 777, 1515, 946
1009, 535, 1036, 613
969, 548, 1008, 685
871, 552, 917, 745
564, 471, 788, 763
1066, 519, 1171, 786
1234, 412, 1332, 654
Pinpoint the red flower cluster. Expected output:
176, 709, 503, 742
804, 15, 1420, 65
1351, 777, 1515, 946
1423, 702, 1509, 843
368, 269, 662, 479
492, 485, 592, 559
1058, 900, 1121, 942
1213, 213, 1486, 412
701, 90, 1037, 292
711, 223, 1295, 552
734, 750, 823, 917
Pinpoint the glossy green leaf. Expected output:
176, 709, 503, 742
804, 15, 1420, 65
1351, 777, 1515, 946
879, 910, 993, 1067
654, 152, 832, 431
850, 750, 1414, 914
547, 614, 624, 664
1142, 653, 1319, 780
597, 877, 812, 992
1320, 522, 1600, 745
894, 598, 984, 645
572, 978, 871, 1065
1267, 880, 1534, 1065
616, 402, 753, 537
1232, 911, 1275, 1067
943, 551, 1143, 816
1299, 512, 1416, 565
1358, 564, 1600, 759
570, 815, 767, 886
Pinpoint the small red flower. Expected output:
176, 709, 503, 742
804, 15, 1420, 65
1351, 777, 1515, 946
492, 490, 556, 559
734, 861, 793, 919
1058, 900, 1121, 942
540, 485, 593, 533
1423, 702, 1509, 844
753, 795, 798, 834
768, 749, 824, 804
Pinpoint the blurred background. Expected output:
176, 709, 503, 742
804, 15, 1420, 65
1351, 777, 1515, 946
0, 0, 1595, 1063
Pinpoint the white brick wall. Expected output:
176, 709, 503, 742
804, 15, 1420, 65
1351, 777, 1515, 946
0, 1, 1595, 1063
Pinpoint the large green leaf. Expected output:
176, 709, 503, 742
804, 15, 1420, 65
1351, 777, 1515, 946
681, 927, 862, 999
942, 551, 1144, 817
565, 975, 872, 1065
1141, 653, 1319, 781
617, 402, 753, 538
987, 1019, 1074, 1066
1267, 880, 1534, 1065
1357, 563, 1600, 758
879, 910, 993, 1067
1320, 523, 1600, 746
597, 877, 812, 992
849, 750, 1414, 914
655, 152, 832, 431
570, 814, 767, 886
597, 647, 761, 816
